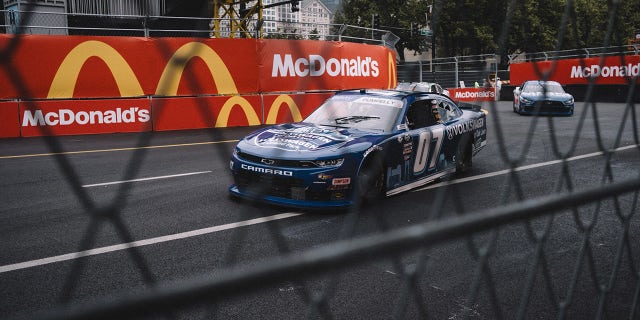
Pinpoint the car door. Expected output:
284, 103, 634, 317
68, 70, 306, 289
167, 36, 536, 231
405, 98, 446, 181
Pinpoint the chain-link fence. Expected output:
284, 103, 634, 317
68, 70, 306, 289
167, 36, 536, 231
1, 1, 639, 320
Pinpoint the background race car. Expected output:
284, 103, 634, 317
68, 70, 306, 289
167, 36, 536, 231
229, 89, 487, 209
513, 80, 575, 116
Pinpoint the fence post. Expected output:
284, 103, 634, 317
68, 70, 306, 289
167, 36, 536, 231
454, 56, 459, 88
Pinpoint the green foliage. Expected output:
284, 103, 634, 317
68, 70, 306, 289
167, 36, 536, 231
334, 0, 639, 61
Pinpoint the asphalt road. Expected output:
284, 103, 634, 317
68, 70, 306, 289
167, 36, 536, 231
0, 101, 638, 319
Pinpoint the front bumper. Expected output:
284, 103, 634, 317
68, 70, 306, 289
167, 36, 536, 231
518, 100, 574, 115
229, 153, 358, 209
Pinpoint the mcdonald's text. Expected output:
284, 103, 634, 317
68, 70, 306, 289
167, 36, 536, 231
22, 107, 150, 127
271, 54, 380, 78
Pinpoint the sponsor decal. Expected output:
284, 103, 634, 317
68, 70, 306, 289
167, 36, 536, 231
363, 145, 382, 158
241, 163, 293, 176
272, 54, 380, 78
22, 107, 150, 127
255, 126, 349, 151
570, 63, 640, 79
332, 177, 351, 186
446, 118, 484, 140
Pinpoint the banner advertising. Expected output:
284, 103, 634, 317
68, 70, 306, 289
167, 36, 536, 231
259, 40, 396, 92
20, 98, 152, 137
510, 55, 640, 85
0, 35, 395, 100
261, 92, 334, 124
151, 95, 262, 131
447, 88, 497, 102
0, 101, 20, 138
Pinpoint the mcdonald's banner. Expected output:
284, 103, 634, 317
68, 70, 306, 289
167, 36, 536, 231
0, 35, 396, 100
19, 98, 152, 137
151, 95, 262, 131
259, 40, 397, 92
447, 88, 497, 102
510, 55, 640, 86
261, 92, 334, 124
0, 101, 20, 138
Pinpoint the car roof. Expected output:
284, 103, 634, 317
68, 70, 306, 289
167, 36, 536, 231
524, 80, 561, 86
336, 88, 444, 100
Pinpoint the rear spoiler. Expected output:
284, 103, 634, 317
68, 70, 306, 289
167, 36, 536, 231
457, 102, 483, 112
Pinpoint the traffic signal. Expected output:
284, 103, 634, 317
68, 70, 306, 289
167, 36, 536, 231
291, 0, 299, 12
372, 14, 380, 29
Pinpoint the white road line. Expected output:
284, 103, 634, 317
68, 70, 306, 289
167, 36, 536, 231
413, 144, 638, 192
82, 171, 213, 188
0, 212, 303, 274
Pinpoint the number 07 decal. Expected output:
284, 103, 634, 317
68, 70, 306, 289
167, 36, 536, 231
413, 127, 444, 174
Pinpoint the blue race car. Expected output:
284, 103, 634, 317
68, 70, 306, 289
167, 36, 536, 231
513, 80, 574, 116
229, 89, 487, 209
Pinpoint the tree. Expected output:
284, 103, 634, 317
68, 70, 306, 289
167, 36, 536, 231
333, 0, 637, 60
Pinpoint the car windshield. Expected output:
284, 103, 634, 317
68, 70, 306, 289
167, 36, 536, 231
524, 82, 565, 94
304, 95, 404, 132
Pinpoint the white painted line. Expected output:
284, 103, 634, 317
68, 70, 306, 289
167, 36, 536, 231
413, 144, 638, 192
0, 212, 303, 274
82, 171, 212, 188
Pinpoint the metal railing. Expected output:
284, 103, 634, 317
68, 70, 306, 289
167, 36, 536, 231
0, 9, 399, 48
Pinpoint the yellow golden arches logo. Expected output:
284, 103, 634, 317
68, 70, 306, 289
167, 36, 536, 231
265, 94, 303, 124
388, 52, 397, 89
215, 95, 261, 127
156, 42, 238, 96
47, 40, 144, 99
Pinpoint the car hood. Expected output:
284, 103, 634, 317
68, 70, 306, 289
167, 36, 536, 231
237, 122, 383, 159
521, 91, 573, 101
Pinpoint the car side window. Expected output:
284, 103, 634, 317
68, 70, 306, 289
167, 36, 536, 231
428, 99, 460, 124
406, 100, 437, 130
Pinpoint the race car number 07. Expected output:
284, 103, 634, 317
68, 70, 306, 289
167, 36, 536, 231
413, 128, 444, 174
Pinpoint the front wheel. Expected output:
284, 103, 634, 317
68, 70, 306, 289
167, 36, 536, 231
356, 159, 385, 207
456, 138, 473, 174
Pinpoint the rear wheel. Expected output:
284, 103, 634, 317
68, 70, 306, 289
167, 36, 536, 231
356, 158, 385, 207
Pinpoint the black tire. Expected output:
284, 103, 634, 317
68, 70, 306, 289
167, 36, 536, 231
456, 138, 473, 174
356, 158, 385, 206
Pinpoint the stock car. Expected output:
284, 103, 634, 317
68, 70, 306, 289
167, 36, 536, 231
229, 89, 487, 209
513, 80, 575, 116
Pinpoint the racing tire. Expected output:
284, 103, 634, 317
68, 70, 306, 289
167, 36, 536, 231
456, 138, 473, 174
356, 158, 385, 207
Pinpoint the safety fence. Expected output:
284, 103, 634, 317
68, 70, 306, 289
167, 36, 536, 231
1, 2, 639, 320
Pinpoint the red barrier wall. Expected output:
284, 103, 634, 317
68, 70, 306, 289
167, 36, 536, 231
152, 95, 262, 131
262, 92, 334, 124
0, 101, 20, 138
510, 55, 640, 85
0, 35, 396, 100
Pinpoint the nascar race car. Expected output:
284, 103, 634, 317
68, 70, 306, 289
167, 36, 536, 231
513, 80, 575, 116
229, 89, 487, 209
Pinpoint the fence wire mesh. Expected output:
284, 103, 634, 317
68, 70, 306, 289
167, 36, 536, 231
1, 1, 639, 320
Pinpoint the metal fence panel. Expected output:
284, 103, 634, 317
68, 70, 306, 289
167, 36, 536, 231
0, 2, 639, 320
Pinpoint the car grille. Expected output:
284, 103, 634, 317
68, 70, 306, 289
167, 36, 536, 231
237, 152, 316, 168
523, 100, 570, 113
